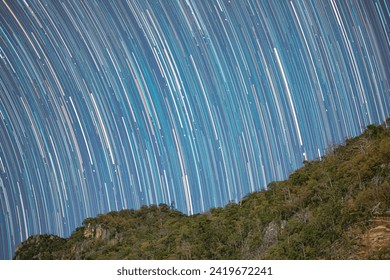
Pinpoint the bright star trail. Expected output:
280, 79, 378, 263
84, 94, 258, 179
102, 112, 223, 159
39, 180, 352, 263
0, 0, 389, 259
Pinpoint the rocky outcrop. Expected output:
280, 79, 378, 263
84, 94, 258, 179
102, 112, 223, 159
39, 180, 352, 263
84, 223, 111, 240
361, 217, 390, 258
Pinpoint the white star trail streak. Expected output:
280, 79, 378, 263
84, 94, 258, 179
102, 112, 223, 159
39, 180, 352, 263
0, 0, 389, 259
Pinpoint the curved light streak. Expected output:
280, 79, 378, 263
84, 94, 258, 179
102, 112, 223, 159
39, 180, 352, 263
0, 0, 389, 259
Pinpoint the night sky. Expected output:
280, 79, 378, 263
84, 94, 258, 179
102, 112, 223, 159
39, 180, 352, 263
0, 0, 389, 259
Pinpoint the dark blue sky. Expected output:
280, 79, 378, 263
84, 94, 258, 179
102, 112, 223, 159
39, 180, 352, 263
0, 0, 389, 259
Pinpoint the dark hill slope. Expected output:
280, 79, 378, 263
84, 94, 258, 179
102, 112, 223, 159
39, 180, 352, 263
14, 122, 390, 259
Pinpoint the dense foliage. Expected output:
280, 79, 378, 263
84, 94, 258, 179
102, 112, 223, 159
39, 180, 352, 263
14, 122, 390, 259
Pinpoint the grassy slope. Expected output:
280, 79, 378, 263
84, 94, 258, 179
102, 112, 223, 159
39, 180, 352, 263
14, 122, 390, 260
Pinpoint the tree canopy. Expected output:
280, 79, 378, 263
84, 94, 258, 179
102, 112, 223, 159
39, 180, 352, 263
14, 121, 390, 260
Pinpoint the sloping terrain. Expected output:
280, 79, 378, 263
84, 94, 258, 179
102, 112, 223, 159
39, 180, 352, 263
14, 122, 390, 260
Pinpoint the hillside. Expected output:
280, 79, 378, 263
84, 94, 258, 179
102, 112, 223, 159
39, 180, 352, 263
14, 122, 390, 260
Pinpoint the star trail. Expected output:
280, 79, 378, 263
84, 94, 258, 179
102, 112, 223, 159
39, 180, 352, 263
0, 0, 389, 259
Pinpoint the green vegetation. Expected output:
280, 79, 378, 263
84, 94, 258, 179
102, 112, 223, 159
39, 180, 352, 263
14, 121, 390, 259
